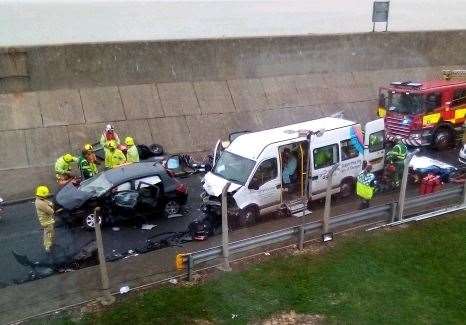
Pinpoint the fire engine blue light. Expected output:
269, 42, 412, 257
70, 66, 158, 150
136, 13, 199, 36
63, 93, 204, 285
401, 117, 411, 125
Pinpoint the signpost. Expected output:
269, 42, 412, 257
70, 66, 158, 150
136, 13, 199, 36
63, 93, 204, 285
372, 1, 390, 32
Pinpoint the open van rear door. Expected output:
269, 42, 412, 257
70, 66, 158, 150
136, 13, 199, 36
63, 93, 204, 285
364, 118, 385, 172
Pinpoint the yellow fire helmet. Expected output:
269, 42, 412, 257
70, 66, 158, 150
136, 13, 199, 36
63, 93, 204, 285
107, 140, 117, 149
125, 136, 135, 146
63, 153, 75, 163
35, 185, 50, 198
83, 144, 94, 151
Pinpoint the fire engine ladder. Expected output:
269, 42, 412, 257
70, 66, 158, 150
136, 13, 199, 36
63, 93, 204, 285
443, 69, 466, 80
284, 198, 312, 218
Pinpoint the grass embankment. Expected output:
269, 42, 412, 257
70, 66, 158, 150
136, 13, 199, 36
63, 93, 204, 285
67, 215, 466, 324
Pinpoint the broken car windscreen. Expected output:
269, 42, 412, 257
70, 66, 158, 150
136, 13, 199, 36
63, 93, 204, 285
78, 173, 113, 196
213, 151, 255, 185
388, 92, 423, 114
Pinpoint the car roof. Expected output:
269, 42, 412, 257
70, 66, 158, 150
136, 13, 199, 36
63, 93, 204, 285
226, 117, 355, 160
104, 162, 166, 184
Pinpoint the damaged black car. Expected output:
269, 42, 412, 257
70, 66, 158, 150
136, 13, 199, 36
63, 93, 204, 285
55, 162, 188, 229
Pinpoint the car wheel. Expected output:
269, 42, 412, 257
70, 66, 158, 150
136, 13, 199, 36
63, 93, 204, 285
434, 128, 454, 150
338, 178, 355, 198
150, 143, 164, 156
164, 200, 180, 216
237, 207, 257, 228
83, 213, 102, 230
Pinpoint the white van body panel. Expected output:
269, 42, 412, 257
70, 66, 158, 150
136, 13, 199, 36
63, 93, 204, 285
309, 125, 363, 198
203, 117, 385, 214
203, 172, 242, 197
233, 144, 280, 211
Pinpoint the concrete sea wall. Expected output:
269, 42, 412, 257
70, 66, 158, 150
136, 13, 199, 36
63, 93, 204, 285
0, 31, 465, 199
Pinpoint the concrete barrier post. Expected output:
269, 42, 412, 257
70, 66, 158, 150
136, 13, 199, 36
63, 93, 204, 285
219, 182, 232, 272
390, 202, 398, 223
298, 223, 305, 251
462, 177, 466, 206
323, 164, 339, 234
187, 254, 194, 282
94, 207, 115, 306
397, 149, 419, 221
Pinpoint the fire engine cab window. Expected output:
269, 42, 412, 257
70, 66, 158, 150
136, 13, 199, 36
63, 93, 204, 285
340, 139, 359, 161
313, 144, 339, 170
251, 158, 277, 187
388, 92, 423, 114
453, 88, 466, 106
424, 92, 441, 112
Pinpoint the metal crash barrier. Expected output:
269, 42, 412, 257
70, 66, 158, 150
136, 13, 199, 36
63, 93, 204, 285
177, 185, 465, 281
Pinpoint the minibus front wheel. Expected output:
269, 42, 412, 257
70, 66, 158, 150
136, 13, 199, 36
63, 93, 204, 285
237, 206, 258, 227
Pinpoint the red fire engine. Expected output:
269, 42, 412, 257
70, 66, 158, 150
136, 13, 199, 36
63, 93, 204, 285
377, 70, 466, 149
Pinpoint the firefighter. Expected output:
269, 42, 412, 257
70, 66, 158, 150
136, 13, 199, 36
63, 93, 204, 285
356, 163, 377, 209
35, 185, 55, 253
78, 147, 98, 179
100, 124, 120, 147
105, 140, 126, 168
386, 143, 407, 162
55, 153, 78, 186
124, 136, 140, 163
385, 142, 407, 188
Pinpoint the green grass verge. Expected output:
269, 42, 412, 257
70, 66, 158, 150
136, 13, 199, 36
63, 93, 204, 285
67, 215, 466, 324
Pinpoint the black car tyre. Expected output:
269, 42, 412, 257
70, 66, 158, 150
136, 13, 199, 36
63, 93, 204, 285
83, 213, 102, 230
338, 178, 355, 198
164, 200, 180, 216
433, 128, 454, 150
237, 206, 257, 228
150, 143, 164, 156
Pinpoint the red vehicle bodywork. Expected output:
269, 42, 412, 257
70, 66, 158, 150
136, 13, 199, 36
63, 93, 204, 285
378, 79, 466, 147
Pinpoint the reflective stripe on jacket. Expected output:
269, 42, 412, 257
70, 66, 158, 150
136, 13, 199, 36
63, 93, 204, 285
356, 171, 376, 200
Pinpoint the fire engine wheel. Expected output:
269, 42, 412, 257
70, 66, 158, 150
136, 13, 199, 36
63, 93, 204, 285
433, 128, 454, 150
237, 207, 258, 228
338, 178, 355, 198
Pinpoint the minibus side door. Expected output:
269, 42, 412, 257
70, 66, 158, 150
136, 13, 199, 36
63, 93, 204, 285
364, 118, 385, 172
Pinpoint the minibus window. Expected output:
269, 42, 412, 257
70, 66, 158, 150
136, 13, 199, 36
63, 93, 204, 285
250, 159, 277, 187
340, 139, 359, 161
369, 131, 384, 152
313, 144, 339, 169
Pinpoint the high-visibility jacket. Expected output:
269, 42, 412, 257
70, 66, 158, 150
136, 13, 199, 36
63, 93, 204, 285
55, 156, 77, 175
106, 148, 127, 168
356, 171, 376, 200
100, 132, 120, 148
35, 197, 55, 227
126, 145, 140, 163
78, 155, 98, 179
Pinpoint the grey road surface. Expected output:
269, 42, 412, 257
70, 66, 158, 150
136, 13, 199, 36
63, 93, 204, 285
0, 146, 462, 287
1, 0, 466, 47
